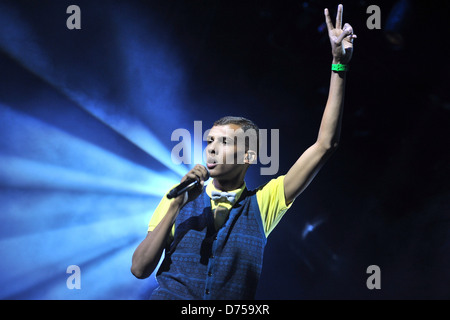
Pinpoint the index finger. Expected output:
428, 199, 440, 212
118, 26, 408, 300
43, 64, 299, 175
324, 8, 334, 32
193, 164, 210, 181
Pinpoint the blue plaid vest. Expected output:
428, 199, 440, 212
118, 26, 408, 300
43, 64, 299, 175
150, 187, 267, 300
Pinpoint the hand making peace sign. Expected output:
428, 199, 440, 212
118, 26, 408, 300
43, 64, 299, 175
325, 4, 357, 65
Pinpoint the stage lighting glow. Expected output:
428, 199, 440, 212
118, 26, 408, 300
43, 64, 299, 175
0, 94, 179, 299
0, 213, 151, 299
62, 96, 191, 177
0, 2, 191, 177
0, 105, 178, 195
301, 218, 325, 240
0, 2, 195, 299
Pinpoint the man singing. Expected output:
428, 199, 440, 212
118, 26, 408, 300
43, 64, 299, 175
131, 4, 356, 299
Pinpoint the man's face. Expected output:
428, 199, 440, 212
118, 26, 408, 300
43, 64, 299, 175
205, 124, 249, 179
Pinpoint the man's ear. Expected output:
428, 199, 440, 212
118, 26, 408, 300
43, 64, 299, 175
244, 150, 257, 164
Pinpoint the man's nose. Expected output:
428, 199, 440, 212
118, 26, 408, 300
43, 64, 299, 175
206, 143, 216, 155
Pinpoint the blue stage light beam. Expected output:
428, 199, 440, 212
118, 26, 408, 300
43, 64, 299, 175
0, 1, 199, 299
0, 213, 151, 299
0, 104, 172, 299
0, 2, 191, 177
0, 104, 178, 196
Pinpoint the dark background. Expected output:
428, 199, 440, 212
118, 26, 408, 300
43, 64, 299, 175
0, 0, 448, 299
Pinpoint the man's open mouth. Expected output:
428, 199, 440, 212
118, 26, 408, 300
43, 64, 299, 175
206, 159, 217, 169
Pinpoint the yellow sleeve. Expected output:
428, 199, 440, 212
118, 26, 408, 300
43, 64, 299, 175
147, 193, 176, 240
256, 175, 294, 237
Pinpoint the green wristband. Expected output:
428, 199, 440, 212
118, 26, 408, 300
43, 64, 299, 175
331, 64, 349, 72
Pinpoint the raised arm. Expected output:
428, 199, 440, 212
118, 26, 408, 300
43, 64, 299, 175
284, 4, 357, 204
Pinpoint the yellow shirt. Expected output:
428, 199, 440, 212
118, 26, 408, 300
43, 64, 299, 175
148, 175, 293, 239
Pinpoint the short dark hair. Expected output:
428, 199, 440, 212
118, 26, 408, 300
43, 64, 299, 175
213, 116, 259, 152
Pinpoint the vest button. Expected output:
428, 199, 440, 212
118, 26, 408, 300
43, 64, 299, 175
205, 289, 210, 295
208, 272, 212, 277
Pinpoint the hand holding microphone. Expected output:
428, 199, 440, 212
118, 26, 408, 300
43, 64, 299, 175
167, 165, 210, 206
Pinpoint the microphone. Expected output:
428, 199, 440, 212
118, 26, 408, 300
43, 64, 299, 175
166, 169, 210, 199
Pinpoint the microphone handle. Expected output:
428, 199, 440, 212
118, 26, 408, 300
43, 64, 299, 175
166, 168, 210, 199
166, 179, 198, 199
